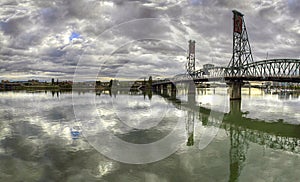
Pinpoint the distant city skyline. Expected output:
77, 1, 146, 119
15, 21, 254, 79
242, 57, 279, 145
1, 0, 299, 81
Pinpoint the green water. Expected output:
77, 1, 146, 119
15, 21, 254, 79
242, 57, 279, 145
0, 88, 299, 181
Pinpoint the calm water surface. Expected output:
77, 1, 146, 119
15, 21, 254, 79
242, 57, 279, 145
0, 88, 299, 181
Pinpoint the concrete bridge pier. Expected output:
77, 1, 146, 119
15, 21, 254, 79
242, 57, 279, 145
153, 85, 158, 93
163, 84, 168, 95
157, 85, 161, 94
229, 99, 242, 117
248, 84, 251, 95
228, 81, 243, 100
152, 85, 156, 92
155, 85, 162, 94
171, 83, 176, 99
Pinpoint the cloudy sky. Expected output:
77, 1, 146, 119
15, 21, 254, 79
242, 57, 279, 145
0, 0, 299, 81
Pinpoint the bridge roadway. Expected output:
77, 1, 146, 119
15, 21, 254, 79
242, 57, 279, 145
158, 92, 300, 154
152, 58, 300, 85
153, 76, 300, 85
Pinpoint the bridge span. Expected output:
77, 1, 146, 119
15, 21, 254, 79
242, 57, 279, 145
152, 10, 300, 100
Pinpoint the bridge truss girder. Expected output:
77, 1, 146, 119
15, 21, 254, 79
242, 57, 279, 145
187, 40, 196, 75
185, 59, 300, 83
245, 59, 300, 78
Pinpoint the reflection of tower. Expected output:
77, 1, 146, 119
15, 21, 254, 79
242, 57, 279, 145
51, 91, 59, 98
186, 81, 196, 146
188, 82, 196, 105
229, 126, 248, 182
187, 40, 196, 75
229, 100, 242, 117
148, 90, 152, 100
228, 99, 247, 181
96, 90, 102, 96
186, 110, 195, 146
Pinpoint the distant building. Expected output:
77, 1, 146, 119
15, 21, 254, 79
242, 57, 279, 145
203, 64, 215, 69
201, 64, 215, 75
2, 82, 22, 90
28, 79, 39, 85
270, 81, 299, 88
1, 80, 9, 83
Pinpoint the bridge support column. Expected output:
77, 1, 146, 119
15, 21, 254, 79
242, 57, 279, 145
153, 85, 157, 92
228, 81, 243, 100
170, 83, 176, 99
163, 84, 168, 95
156, 85, 160, 93
229, 99, 242, 117
248, 83, 251, 96
154, 85, 157, 93
155, 85, 161, 94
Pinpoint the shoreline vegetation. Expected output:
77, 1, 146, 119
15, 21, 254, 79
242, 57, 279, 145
1, 84, 300, 93
0, 78, 153, 92
1, 77, 300, 92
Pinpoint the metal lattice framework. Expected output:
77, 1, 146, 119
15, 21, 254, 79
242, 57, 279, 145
157, 58, 300, 84
191, 10, 300, 83
245, 59, 300, 77
206, 59, 300, 82
227, 10, 254, 76
186, 40, 196, 75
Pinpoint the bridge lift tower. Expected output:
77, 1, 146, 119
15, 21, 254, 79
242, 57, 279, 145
227, 10, 254, 100
228, 10, 254, 76
186, 40, 196, 76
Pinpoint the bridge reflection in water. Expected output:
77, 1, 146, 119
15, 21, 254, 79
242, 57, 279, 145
154, 86, 300, 182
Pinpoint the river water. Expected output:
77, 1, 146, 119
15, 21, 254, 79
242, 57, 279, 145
0, 88, 299, 181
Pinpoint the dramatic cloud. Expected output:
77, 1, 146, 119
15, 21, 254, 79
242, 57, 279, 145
0, 0, 299, 81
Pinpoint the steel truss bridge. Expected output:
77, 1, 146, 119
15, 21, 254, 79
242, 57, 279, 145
151, 10, 300, 180
153, 10, 300, 86
183, 58, 300, 83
